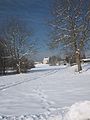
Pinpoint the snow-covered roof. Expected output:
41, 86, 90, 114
82, 58, 90, 61
43, 57, 49, 61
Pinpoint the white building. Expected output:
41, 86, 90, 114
43, 57, 49, 64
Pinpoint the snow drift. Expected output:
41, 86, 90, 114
0, 101, 90, 120
64, 101, 90, 120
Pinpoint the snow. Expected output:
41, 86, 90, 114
82, 58, 90, 62
64, 101, 90, 120
0, 63, 90, 120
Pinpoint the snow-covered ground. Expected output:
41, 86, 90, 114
0, 63, 90, 120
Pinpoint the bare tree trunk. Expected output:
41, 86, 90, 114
16, 61, 21, 74
76, 49, 82, 72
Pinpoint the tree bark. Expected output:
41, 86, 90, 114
75, 49, 82, 72
16, 61, 21, 74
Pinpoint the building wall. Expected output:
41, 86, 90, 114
43, 57, 49, 64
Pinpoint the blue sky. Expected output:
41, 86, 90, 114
0, 0, 90, 61
0, 0, 55, 60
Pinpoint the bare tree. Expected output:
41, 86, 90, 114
2, 18, 36, 73
0, 37, 10, 75
49, 0, 90, 71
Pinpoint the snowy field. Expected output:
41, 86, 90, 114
0, 63, 90, 120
